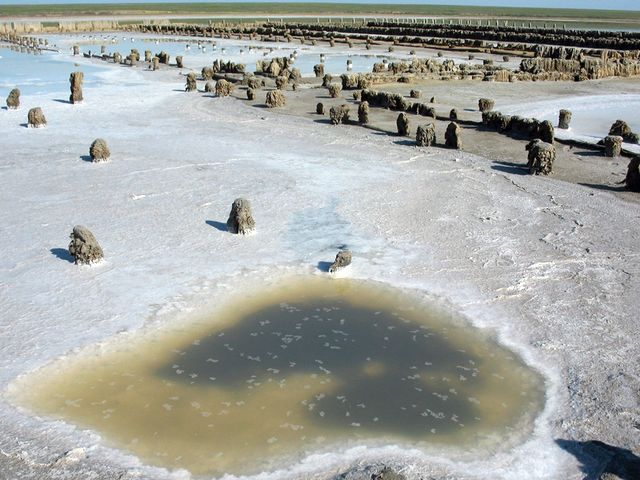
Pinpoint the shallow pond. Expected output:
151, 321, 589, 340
41, 33, 407, 77
11, 278, 545, 476
0, 45, 112, 96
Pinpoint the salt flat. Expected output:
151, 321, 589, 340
0, 39, 638, 480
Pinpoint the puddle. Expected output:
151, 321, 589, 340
10, 277, 545, 476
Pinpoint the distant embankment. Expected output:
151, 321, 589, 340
0, 20, 121, 34
1, 2, 640, 22
255, 21, 640, 51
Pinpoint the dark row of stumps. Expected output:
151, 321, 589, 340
313, 88, 640, 189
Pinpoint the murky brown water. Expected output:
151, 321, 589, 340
11, 278, 545, 476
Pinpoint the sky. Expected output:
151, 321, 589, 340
0, 0, 638, 11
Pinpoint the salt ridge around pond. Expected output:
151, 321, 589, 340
10, 277, 544, 476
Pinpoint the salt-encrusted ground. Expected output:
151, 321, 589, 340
0, 43, 638, 480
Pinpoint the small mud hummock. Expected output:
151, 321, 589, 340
185, 73, 198, 92
330, 104, 350, 125
358, 101, 369, 124
624, 157, 640, 192
6, 88, 20, 109
215, 79, 234, 97
27, 107, 46, 128
275, 76, 288, 90
609, 119, 632, 138
558, 109, 572, 129
396, 113, 410, 136
608, 120, 638, 144
266, 90, 285, 108
247, 77, 263, 90
226, 198, 255, 235
69, 71, 84, 104
526, 139, 555, 175
478, 98, 495, 113
445, 122, 462, 149
416, 123, 436, 147
68, 225, 104, 265
538, 120, 555, 144
603, 135, 623, 157
89, 138, 110, 163
329, 250, 352, 273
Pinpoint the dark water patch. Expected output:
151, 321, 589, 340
156, 298, 480, 437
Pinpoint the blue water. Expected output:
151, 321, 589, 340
2, 32, 412, 98
41, 33, 404, 77
0, 46, 111, 96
